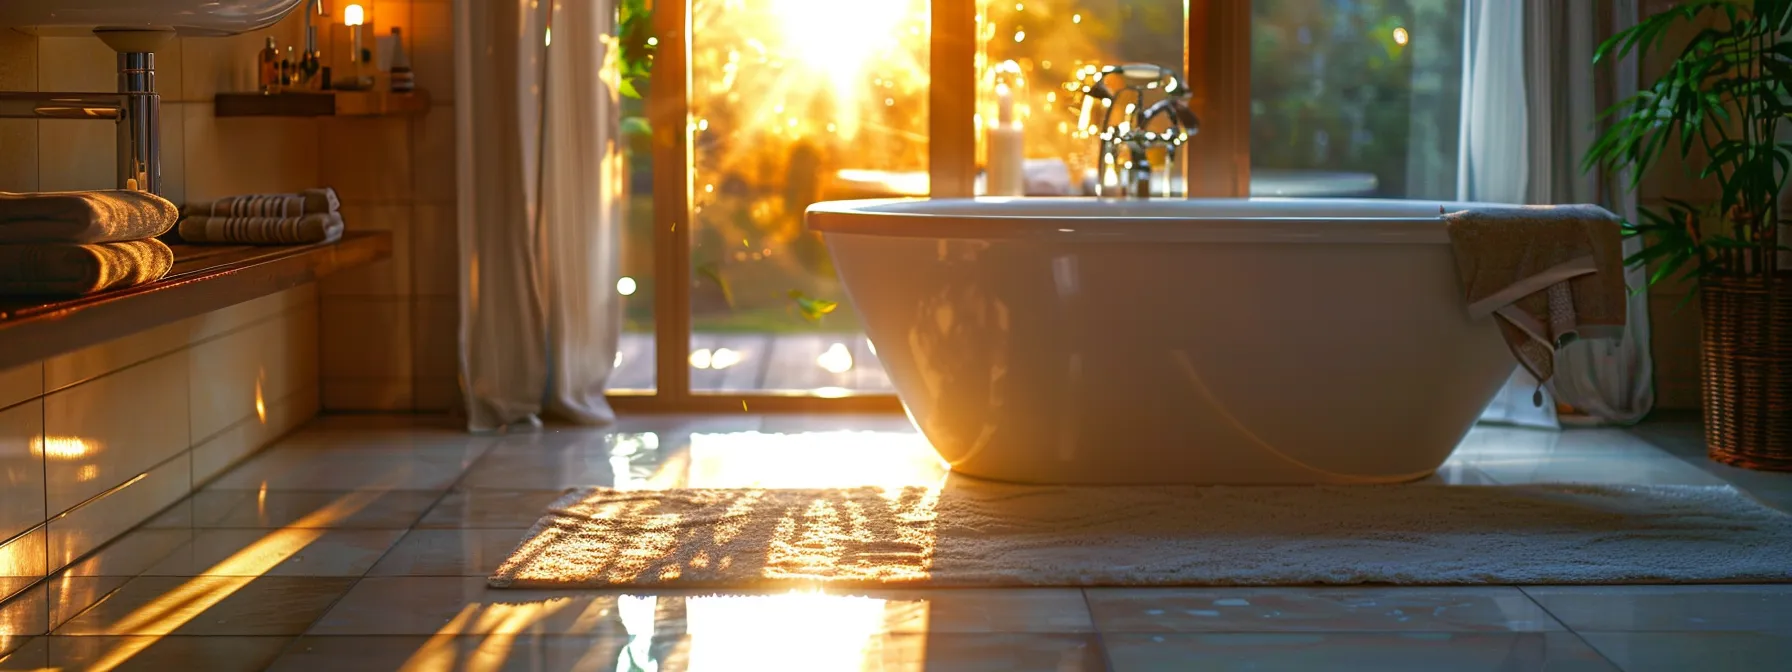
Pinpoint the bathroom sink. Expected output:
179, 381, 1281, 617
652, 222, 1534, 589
0, 0, 307, 37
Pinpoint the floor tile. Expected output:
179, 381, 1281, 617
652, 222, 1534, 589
1578, 631, 1792, 672
418, 489, 570, 529
268, 632, 1103, 672
1456, 427, 1729, 486
310, 578, 1094, 638
205, 445, 487, 491
55, 576, 356, 636
153, 489, 444, 529
458, 444, 634, 490
47, 575, 132, 630
1627, 418, 1792, 513
1521, 585, 1792, 632
864, 589, 1094, 634
306, 577, 626, 637
56, 528, 196, 578
1104, 631, 1616, 672
0, 635, 291, 672
368, 529, 530, 577
873, 633, 1106, 672
1084, 587, 1564, 633
274, 419, 502, 451
267, 635, 635, 672
634, 589, 1094, 636
0, 585, 47, 657
1473, 454, 1731, 487
138, 528, 407, 577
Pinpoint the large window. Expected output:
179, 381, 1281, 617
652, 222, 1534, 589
1250, 0, 1465, 199
615, 0, 1467, 407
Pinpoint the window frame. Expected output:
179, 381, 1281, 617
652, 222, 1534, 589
611, 0, 1247, 413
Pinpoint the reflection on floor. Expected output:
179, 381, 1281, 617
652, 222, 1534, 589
1, 414, 1789, 671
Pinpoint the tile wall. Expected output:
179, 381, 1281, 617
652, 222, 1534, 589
311, 0, 461, 413
0, 7, 411, 605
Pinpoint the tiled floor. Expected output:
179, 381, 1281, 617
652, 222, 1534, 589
1, 414, 1789, 671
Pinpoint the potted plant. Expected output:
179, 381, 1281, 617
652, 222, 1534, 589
1587, 0, 1792, 470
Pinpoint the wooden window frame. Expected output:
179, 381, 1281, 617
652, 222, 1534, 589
610, 0, 1248, 414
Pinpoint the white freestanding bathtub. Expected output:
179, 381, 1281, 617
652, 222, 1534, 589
807, 197, 1518, 485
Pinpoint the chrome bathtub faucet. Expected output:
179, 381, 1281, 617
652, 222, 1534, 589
1082, 64, 1199, 199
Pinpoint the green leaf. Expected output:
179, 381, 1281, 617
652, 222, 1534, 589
787, 290, 839, 324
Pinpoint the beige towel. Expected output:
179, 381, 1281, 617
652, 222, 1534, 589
183, 188, 340, 219
178, 212, 344, 245
1444, 205, 1628, 402
0, 190, 179, 244
0, 239, 175, 297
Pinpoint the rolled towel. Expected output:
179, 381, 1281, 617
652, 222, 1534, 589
177, 211, 344, 245
184, 187, 340, 219
1444, 204, 1628, 404
0, 239, 175, 297
0, 190, 179, 244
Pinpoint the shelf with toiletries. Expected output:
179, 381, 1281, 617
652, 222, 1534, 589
214, 1, 425, 118
213, 88, 431, 117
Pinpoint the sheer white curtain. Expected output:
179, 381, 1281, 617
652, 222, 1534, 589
453, 0, 625, 431
1458, 0, 1654, 428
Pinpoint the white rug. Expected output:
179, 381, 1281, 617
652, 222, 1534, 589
489, 482, 1792, 589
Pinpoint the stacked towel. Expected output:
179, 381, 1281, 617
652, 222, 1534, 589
0, 190, 179, 244
0, 240, 175, 296
178, 187, 344, 245
0, 190, 179, 297
1444, 204, 1628, 405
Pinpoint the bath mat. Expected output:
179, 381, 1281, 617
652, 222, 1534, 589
489, 482, 1792, 589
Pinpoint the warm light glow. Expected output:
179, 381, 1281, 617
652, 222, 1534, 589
710, 347, 744, 370
698, 0, 928, 143
689, 348, 714, 369
32, 436, 91, 460
254, 368, 267, 424
1014, 29, 1026, 42
616, 276, 638, 296
1072, 13, 1082, 23
817, 342, 853, 373
685, 592, 894, 670
343, 3, 365, 26
81, 489, 389, 672
1392, 26, 1410, 45
77, 465, 99, 482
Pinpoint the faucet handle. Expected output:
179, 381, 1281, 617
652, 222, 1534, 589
1143, 98, 1200, 134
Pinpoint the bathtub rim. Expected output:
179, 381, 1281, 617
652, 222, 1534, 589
807, 196, 1520, 244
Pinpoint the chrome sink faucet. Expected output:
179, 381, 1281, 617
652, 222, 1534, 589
0, 30, 170, 194
1080, 64, 1199, 199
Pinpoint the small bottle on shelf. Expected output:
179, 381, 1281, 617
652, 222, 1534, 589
388, 27, 414, 93
258, 37, 280, 94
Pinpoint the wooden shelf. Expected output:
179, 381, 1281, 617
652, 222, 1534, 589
0, 231, 392, 370
214, 89, 431, 117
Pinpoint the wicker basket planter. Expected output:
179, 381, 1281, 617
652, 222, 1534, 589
1701, 274, 1792, 471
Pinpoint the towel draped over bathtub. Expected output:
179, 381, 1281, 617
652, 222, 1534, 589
0, 190, 179, 243
0, 239, 175, 297
1444, 204, 1628, 405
